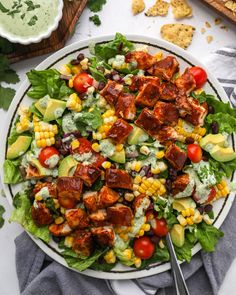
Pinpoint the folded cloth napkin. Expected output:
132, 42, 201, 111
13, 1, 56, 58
15, 46, 236, 295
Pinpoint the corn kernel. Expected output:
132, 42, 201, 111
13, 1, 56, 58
60, 64, 71, 75
120, 233, 129, 241
140, 146, 150, 155
116, 144, 123, 152
177, 215, 187, 226
134, 175, 142, 184
159, 239, 165, 249
134, 257, 142, 268
138, 229, 145, 237
53, 199, 60, 209
189, 208, 195, 216
156, 151, 165, 159
186, 217, 194, 225
102, 161, 111, 169
92, 143, 100, 152
35, 194, 42, 201
124, 193, 134, 202
123, 249, 133, 260
104, 250, 116, 264
70, 139, 80, 150
69, 78, 74, 88
143, 223, 151, 231
154, 51, 163, 60
203, 214, 213, 225
64, 236, 74, 248
55, 217, 64, 225
60, 207, 66, 215
151, 167, 161, 174
134, 191, 140, 197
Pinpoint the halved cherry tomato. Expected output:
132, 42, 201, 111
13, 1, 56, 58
189, 66, 207, 89
134, 236, 155, 260
73, 73, 94, 93
150, 217, 168, 237
206, 187, 217, 203
39, 147, 59, 168
187, 144, 202, 163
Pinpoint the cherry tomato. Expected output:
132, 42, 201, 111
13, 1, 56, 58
39, 147, 60, 168
206, 188, 217, 203
134, 236, 155, 260
151, 217, 168, 237
77, 138, 93, 153
187, 144, 202, 163
73, 73, 94, 93
189, 66, 207, 89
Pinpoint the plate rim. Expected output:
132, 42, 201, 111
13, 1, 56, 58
1, 33, 235, 280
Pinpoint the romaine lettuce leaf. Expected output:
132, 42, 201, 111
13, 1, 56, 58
141, 246, 170, 269
4, 159, 23, 184
206, 113, 236, 134
10, 192, 50, 243
174, 239, 194, 263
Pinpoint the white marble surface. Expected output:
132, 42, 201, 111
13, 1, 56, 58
0, 0, 236, 294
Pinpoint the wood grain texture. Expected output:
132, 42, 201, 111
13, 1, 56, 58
201, 0, 236, 23
8, 0, 88, 64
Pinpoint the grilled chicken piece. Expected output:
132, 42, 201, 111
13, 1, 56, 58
107, 118, 133, 144
107, 204, 134, 226
147, 56, 179, 81
106, 168, 133, 190
129, 75, 160, 92
100, 80, 123, 105
49, 222, 72, 236
125, 51, 156, 70
74, 164, 101, 187
98, 186, 120, 208
135, 82, 160, 108
72, 230, 93, 257
91, 227, 115, 247
135, 108, 162, 138
65, 208, 90, 229
164, 144, 187, 171
57, 177, 83, 209
175, 91, 192, 117
33, 182, 57, 198
31, 202, 53, 226
83, 191, 99, 212
115, 93, 136, 120
132, 194, 150, 215
175, 68, 196, 94
172, 174, 192, 196
184, 98, 208, 126
153, 101, 179, 126
159, 82, 179, 101
89, 209, 108, 226
156, 126, 184, 143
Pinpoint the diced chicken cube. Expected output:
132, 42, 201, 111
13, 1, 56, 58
74, 164, 101, 187
31, 202, 53, 226
115, 93, 136, 120
125, 51, 156, 70
83, 191, 99, 212
107, 118, 133, 144
164, 144, 187, 171
135, 108, 162, 138
91, 227, 115, 247
107, 204, 134, 226
106, 168, 133, 190
98, 186, 120, 208
159, 82, 179, 101
184, 98, 208, 126
49, 222, 72, 237
156, 126, 184, 143
175, 68, 196, 94
100, 80, 123, 105
65, 208, 89, 229
135, 82, 160, 108
147, 56, 179, 81
172, 174, 191, 196
129, 75, 160, 92
89, 209, 108, 226
175, 91, 192, 117
72, 230, 93, 257
132, 194, 150, 215
153, 101, 179, 126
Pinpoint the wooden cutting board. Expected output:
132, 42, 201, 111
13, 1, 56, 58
8, 0, 88, 64
201, 0, 236, 24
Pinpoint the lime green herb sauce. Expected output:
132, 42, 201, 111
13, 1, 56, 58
0, 0, 59, 38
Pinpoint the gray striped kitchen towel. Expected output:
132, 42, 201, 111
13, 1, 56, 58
15, 46, 236, 295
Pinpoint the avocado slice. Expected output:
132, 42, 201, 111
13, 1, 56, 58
172, 197, 196, 212
127, 125, 149, 145
170, 224, 185, 248
7, 136, 32, 160
210, 145, 236, 162
200, 134, 226, 152
58, 155, 78, 177
30, 158, 51, 176
35, 97, 48, 115
44, 99, 66, 122
109, 149, 126, 164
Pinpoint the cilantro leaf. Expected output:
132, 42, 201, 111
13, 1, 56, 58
0, 205, 5, 228
89, 14, 101, 26
196, 222, 224, 252
28, 15, 38, 26
0, 86, 15, 110
87, 0, 106, 12
191, 91, 215, 104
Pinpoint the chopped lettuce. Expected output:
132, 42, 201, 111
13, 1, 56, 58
94, 33, 134, 60
10, 192, 50, 243
174, 239, 194, 263
141, 246, 170, 269
89, 66, 107, 82
206, 113, 236, 134
219, 158, 236, 178
91, 260, 116, 271
27, 69, 73, 99
74, 106, 102, 132
4, 159, 23, 184
154, 197, 178, 228
196, 222, 224, 252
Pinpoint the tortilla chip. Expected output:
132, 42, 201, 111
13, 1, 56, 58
161, 24, 195, 49
132, 0, 145, 15
145, 0, 170, 16
171, 0, 192, 19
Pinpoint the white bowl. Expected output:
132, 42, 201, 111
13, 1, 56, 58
0, 0, 64, 45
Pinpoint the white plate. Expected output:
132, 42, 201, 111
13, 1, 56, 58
1, 34, 235, 280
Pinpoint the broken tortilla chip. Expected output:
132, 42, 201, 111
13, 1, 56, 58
132, 0, 145, 15
171, 0, 192, 19
145, 0, 170, 16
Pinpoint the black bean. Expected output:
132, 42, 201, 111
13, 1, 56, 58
97, 66, 105, 73
77, 53, 85, 61
208, 105, 215, 114
165, 179, 172, 194
71, 59, 80, 65
150, 236, 161, 245
98, 81, 106, 90
169, 168, 177, 181
52, 236, 62, 243
211, 121, 219, 134
204, 204, 213, 213
197, 206, 204, 214
105, 73, 113, 79
147, 203, 154, 211
185, 137, 194, 144
117, 42, 123, 53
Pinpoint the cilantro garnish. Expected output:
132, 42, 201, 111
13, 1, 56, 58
89, 14, 101, 26
28, 15, 38, 26
87, 0, 106, 12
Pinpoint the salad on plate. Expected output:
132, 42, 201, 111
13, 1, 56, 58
4, 33, 236, 272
